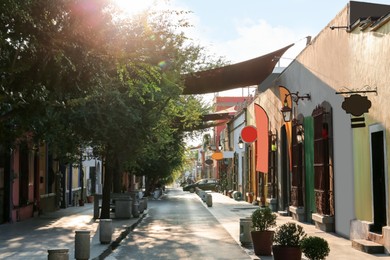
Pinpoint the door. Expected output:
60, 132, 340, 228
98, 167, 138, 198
279, 125, 290, 212
370, 129, 387, 233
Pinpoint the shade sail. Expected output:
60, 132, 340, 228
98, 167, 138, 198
183, 44, 294, 95
201, 113, 234, 121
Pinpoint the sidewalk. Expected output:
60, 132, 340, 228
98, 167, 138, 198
1, 190, 390, 260
0, 203, 146, 259
205, 191, 390, 260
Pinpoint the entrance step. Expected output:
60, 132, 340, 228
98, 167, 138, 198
278, 210, 289, 216
368, 231, 384, 244
352, 239, 384, 254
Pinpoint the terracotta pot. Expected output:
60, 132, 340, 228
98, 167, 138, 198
250, 230, 274, 256
272, 245, 302, 260
79, 199, 85, 206
87, 196, 94, 203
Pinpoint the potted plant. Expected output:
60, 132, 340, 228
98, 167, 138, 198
301, 236, 330, 260
272, 222, 306, 260
250, 207, 277, 255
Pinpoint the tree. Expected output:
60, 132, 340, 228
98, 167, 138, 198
1, 0, 224, 219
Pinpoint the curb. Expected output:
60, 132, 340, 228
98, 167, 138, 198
93, 212, 147, 260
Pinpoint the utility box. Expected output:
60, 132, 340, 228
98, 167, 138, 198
239, 217, 253, 247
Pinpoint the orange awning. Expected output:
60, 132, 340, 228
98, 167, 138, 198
183, 44, 294, 95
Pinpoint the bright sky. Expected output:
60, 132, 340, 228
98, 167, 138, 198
113, 0, 390, 145
114, 0, 390, 99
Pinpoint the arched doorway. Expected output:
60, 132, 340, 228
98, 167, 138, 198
279, 125, 290, 213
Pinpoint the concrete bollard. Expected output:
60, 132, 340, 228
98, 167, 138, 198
142, 197, 148, 209
206, 193, 212, 207
99, 219, 112, 244
47, 249, 69, 260
239, 217, 253, 247
132, 200, 140, 218
153, 189, 161, 199
138, 199, 145, 213
75, 230, 90, 260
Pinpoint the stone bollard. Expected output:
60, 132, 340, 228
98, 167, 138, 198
142, 197, 148, 209
138, 199, 145, 214
99, 219, 112, 244
206, 193, 212, 207
132, 200, 140, 218
200, 191, 207, 202
47, 249, 69, 260
153, 189, 161, 199
75, 230, 90, 260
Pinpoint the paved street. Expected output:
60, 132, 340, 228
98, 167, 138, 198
109, 189, 250, 259
0, 187, 390, 259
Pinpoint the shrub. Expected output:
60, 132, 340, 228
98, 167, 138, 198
251, 207, 277, 231
301, 236, 330, 260
273, 222, 306, 247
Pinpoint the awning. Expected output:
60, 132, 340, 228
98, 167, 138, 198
183, 44, 294, 95
201, 113, 234, 121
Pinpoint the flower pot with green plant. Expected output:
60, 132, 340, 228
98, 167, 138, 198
301, 236, 330, 260
272, 222, 306, 260
250, 207, 277, 256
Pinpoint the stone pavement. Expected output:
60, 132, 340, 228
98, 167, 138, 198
1, 189, 390, 260
205, 191, 390, 260
0, 202, 146, 259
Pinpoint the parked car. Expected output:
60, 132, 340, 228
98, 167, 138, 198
183, 178, 220, 193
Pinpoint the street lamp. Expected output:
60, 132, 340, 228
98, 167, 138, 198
280, 92, 311, 122
238, 136, 244, 149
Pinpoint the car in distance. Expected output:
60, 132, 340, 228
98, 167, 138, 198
183, 178, 220, 193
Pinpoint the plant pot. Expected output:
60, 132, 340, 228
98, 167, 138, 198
79, 199, 85, 206
246, 192, 254, 203
251, 230, 274, 256
87, 196, 94, 203
272, 245, 302, 260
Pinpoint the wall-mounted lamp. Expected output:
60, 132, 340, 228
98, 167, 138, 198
280, 92, 311, 122
296, 125, 304, 144
270, 132, 277, 151
238, 137, 244, 149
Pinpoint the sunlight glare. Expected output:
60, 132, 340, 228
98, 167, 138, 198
112, 0, 155, 16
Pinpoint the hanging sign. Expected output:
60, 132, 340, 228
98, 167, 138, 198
241, 125, 257, 143
341, 94, 371, 116
211, 152, 223, 160
205, 159, 213, 165
341, 94, 372, 128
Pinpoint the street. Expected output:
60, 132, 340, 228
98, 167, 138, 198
108, 188, 251, 260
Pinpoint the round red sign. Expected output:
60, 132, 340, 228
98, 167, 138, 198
241, 125, 257, 143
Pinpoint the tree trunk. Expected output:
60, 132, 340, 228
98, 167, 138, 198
112, 157, 122, 193
100, 157, 113, 219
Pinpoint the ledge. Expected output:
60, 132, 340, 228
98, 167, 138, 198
312, 213, 334, 232
312, 213, 334, 224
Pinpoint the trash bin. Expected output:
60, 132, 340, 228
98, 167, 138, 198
233, 191, 242, 201
239, 217, 253, 247
115, 197, 132, 218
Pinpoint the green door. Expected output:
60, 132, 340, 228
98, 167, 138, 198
304, 117, 315, 222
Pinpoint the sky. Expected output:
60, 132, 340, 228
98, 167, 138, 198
113, 0, 390, 145
114, 0, 390, 99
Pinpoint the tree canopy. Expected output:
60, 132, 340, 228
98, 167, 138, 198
1, 0, 224, 217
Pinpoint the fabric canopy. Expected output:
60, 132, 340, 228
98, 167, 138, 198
183, 44, 294, 95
